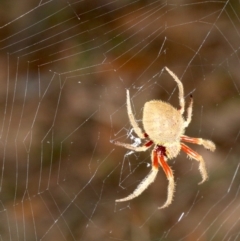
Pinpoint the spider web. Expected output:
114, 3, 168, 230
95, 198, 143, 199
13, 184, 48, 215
0, 0, 239, 240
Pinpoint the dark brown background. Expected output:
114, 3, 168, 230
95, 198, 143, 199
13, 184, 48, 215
0, 0, 239, 240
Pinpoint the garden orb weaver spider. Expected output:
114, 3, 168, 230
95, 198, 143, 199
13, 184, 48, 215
114, 67, 216, 209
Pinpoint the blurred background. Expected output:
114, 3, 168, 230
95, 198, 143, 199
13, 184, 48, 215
0, 0, 239, 240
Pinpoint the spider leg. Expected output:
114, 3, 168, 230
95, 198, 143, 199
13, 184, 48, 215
165, 67, 185, 115
154, 147, 175, 209
115, 146, 158, 203
181, 135, 216, 152
114, 140, 153, 152
126, 89, 146, 139
181, 143, 208, 184
184, 95, 193, 128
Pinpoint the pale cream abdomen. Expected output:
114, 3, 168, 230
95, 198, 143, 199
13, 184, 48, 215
143, 100, 184, 144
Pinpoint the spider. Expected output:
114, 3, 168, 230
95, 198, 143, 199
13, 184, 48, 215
114, 67, 216, 209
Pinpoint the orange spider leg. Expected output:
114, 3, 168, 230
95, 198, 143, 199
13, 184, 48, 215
153, 146, 175, 209
154, 148, 172, 178
181, 135, 201, 144
145, 140, 153, 147
181, 135, 216, 152
181, 143, 208, 184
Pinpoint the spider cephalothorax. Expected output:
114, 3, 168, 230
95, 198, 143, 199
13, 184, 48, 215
114, 67, 216, 209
